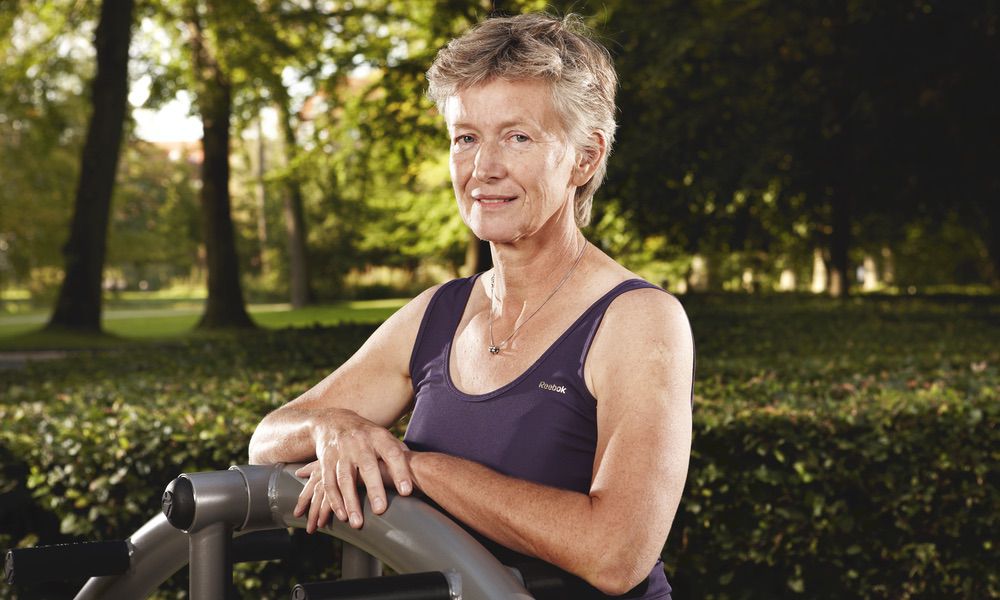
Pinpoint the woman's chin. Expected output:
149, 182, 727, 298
467, 223, 518, 245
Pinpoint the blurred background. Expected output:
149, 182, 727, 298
1, 0, 997, 331
0, 1, 997, 599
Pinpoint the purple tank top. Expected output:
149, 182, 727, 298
405, 274, 673, 599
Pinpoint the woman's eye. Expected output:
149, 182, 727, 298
511, 134, 529, 143
455, 135, 475, 145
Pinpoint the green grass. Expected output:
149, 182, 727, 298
0, 298, 409, 350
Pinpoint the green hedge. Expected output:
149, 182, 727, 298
667, 386, 997, 598
664, 294, 999, 598
1, 296, 997, 598
0, 326, 375, 599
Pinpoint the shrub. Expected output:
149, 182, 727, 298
0, 326, 375, 599
661, 293, 1000, 598
666, 384, 998, 598
1, 296, 997, 599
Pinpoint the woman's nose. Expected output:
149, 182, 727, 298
473, 141, 506, 182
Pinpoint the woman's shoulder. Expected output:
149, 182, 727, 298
590, 253, 685, 317
589, 258, 691, 357
583, 260, 694, 408
605, 281, 687, 335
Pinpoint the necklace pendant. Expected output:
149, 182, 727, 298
488, 345, 500, 355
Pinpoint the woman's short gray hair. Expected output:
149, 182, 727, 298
427, 12, 618, 227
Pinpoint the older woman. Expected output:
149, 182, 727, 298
249, 13, 693, 599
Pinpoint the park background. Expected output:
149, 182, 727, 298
0, 0, 997, 598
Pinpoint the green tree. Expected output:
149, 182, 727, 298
107, 140, 201, 287
181, 0, 254, 328
0, 3, 89, 296
293, 0, 554, 291
575, 0, 1000, 293
46, 0, 135, 331
241, 0, 471, 297
273, 85, 314, 307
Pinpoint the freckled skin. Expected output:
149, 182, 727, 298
445, 79, 583, 245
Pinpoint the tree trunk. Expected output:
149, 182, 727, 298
687, 254, 710, 292
828, 191, 852, 298
462, 233, 492, 276
46, 0, 134, 332
189, 8, 254, 329
276, 95, 313, 307
255, 116, 269, 276
982, 187, 1000, 288
810, 248, 828, 293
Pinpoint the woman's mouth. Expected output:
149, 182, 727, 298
472, 190, 518, 205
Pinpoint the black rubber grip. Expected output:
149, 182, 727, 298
291, 571, 451, 600
233, 529, 292, 564
4, 540, 129, 584
162, 475, 195, 530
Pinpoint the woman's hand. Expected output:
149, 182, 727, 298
298, 409, 414, 530
294, 461, 334, 533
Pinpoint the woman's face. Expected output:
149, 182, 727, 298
444, 79, 585, 244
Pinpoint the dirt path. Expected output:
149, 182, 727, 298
0, 350, 69, 370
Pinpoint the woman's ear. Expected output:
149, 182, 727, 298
571, 131, 607, 187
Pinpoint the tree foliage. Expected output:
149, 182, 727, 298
106, 141, 201, 286
2, 0, 998, 314
582, 0, 1000, 292
0, 2, 93, 296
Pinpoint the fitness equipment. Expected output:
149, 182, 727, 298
5, 463, 553, 599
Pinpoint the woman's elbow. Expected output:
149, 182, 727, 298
247, 429, 266, 464
587, 562, 648, 597
247, 408, 291, 464
578, 540, 654, 596
247, 420, 280, 464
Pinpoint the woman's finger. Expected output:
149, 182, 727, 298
306, 478, 325, 534
294, 471, 318, 518
322, 469, 348, 523
336, 459, 365, 528
315, 492, 333, 530
357, 453, 389, 516
375, 438, 414, 496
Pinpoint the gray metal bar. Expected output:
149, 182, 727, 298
270, 465, 533, 599
228, 464, 278, 530
74, 514, 188, 600
189, 521, 232, 600
75, 464, 533, 600
184, 469, 250, 532
341, 543, 382, 579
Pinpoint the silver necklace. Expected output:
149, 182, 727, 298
488, 242, 588, 355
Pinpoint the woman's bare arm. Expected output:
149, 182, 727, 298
248, 285, 440, 525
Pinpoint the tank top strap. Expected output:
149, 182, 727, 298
409, 274, 480, 385
536, 278, 667, 395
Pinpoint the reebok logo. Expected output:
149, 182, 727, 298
538, 381, 567, 394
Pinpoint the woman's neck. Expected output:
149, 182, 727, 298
488, 227, 588, 313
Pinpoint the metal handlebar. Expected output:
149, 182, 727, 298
66, 464, 533, 600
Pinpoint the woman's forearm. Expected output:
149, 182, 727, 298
407, 451, 652, 596
248, 405, 324, 464
248, 288, 435, 465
